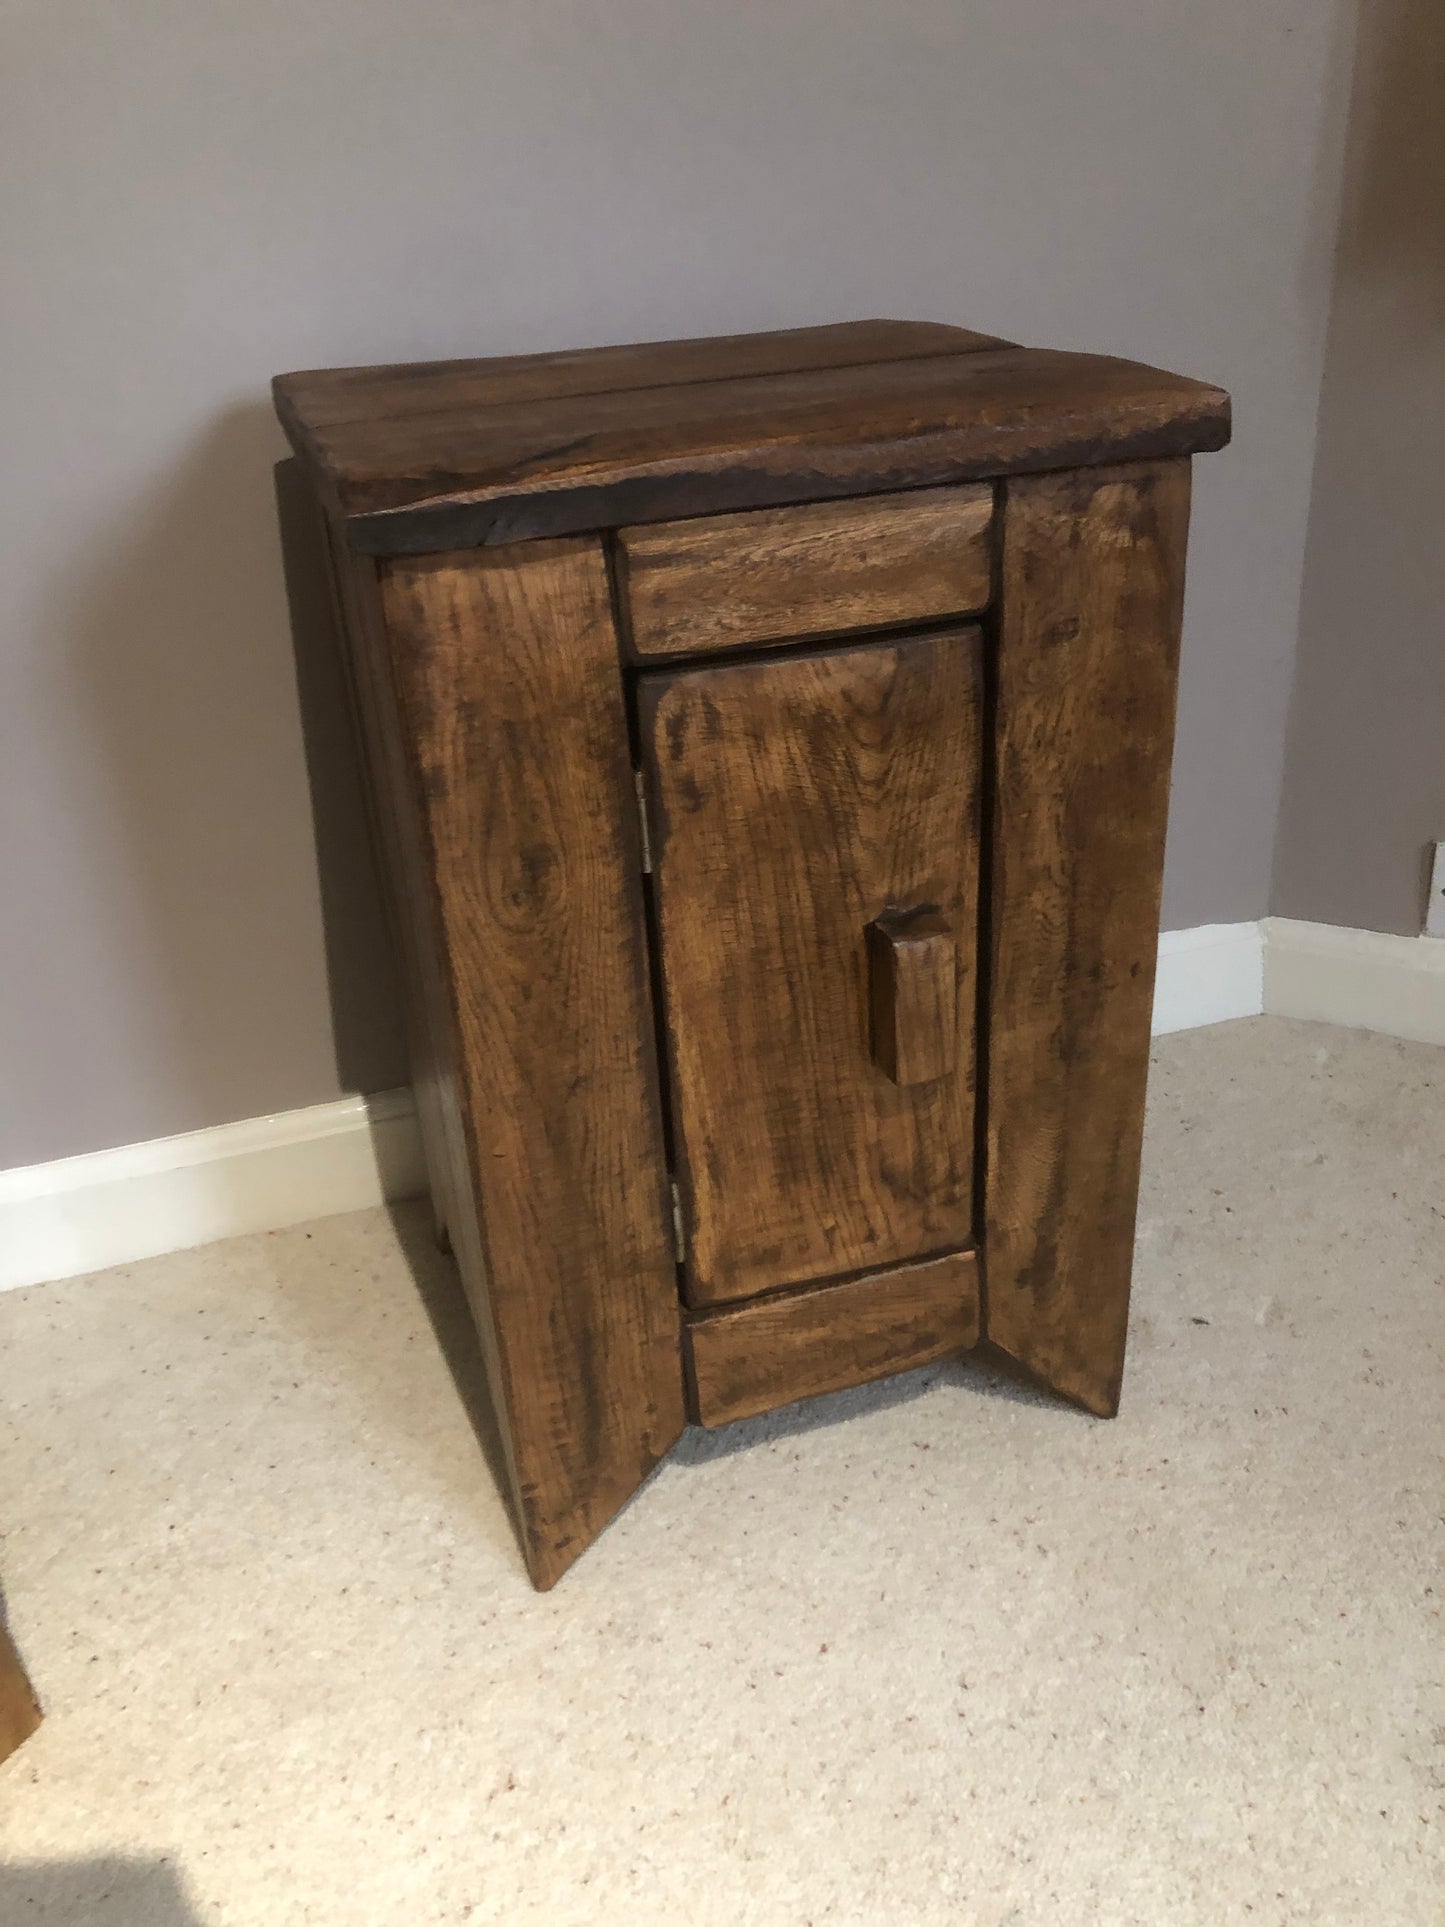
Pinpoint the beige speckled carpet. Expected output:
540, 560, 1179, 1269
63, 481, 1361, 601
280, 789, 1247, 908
1, 1017, 1441, 1926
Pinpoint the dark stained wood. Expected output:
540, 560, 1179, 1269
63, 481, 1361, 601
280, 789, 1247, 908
311, 499, 462, 1257
275, 322, 1227, 1584
376, 538, 685, 1588
983, 460, 1192, 1418
617, 484, 995, 659
333, 536, 562, 1526
276, 318, 1005, 430
687, 1250, 980, 1427
274, 326, 1229, 554
0, 1622, 42, 1764
866, 908, 957, 1087
640, 628, 983, 1308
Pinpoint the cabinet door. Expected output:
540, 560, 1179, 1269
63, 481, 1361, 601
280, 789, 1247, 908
639, 628, 982, 1308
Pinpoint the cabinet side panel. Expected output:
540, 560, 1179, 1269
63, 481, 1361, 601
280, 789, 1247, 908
376, 538, 685, 1588
985, 460, 1191, 1416
318, 508, 461, 1252
326, 536, 526, 1556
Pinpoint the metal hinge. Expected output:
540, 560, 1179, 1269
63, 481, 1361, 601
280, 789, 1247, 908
634, 768, 652, 874
669, 1179, 686, 1264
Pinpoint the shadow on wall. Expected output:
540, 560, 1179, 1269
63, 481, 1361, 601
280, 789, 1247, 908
1337, 0, 1445, 296
0, 1859, 205, 1927
272, 457, 406, 1095
1351, 0, 1445, 917
1272, 0, 1445, 935
56, 408, 405, 1159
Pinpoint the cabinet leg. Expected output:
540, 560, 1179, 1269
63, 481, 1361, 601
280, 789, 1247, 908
377, 537, 686, 1587
983, 460, 1192, 1416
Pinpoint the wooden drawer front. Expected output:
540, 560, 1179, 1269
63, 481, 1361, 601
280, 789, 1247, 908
687, 1251, 980, 1427
619, 484, 994, 659
640, 627, 982, 1308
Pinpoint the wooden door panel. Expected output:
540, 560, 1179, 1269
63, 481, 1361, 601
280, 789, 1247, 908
640, 628, 983, 1307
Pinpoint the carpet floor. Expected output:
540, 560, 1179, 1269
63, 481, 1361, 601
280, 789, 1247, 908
1, 1016, 1441, 1925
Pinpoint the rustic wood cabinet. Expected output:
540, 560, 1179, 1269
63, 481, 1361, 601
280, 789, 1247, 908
275, 320, 1230, 1588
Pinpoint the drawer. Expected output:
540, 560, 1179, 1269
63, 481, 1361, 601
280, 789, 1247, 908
618, 483, 994, 659
639, 625, 982, 1307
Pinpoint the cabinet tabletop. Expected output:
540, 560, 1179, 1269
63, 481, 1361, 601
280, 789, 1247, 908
275, 318, 1229, 554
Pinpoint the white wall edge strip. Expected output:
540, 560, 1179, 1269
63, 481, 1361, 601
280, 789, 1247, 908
1152, 921, 1265, 1035
1263, 916, 1445, 1048
0, 1090, 425, 1294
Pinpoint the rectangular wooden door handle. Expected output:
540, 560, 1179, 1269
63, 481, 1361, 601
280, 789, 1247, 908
865, 908, 956, 1086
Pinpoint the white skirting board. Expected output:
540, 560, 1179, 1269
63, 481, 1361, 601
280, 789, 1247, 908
1151, 917, 1445, 1043
1151, 922, 1264, 1034
1, 918, 1440, 1293
1261, 917, 1445, 1048
0, 1091, 426, 1294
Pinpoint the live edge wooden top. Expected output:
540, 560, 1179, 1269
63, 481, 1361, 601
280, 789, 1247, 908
274, 318, 1230, 555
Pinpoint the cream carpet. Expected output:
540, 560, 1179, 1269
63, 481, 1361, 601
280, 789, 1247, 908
1, 1016, 1441, 1925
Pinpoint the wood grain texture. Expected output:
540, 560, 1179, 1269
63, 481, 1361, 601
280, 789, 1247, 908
983, 460, 1192, 1417
0, 1622, 42, 1764
618, 484, 994, 659
377, 539, 685, 1588
336, 536, 510, 1404
274, 324, 1229, 554
867, 908, 957, 1087
641, 628, 983, 1308
275, 319, 1004, 431
313, 500, 462, 1258
687, 1250, 979, 1427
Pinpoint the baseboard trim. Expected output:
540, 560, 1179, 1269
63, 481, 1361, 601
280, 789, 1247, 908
3, 917, 1440, 1294
0, 1090, 425, 1293
1263, 917, 1445, 1048
1152, 922, 1265, 1034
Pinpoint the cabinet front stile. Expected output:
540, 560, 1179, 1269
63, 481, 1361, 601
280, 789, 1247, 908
370, 537, 685, 1589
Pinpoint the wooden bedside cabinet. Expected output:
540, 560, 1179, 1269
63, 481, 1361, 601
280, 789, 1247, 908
274, 320, 1230, 1588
